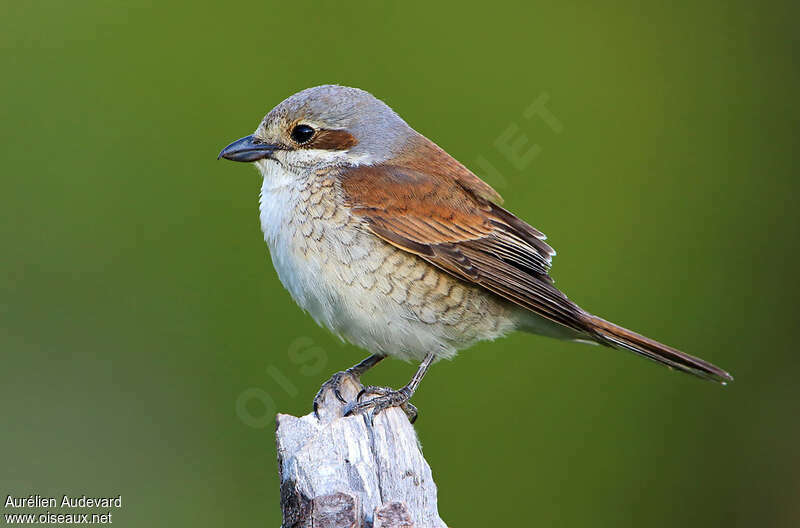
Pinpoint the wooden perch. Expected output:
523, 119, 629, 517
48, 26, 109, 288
276, 375, 447, 528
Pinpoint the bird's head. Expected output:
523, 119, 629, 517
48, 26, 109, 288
218, 85, 415, 177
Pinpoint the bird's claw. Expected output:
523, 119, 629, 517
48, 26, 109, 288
344, 386, 418, 424
313, 370, 363, 419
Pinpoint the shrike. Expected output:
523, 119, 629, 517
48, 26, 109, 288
219, 85, 732, 422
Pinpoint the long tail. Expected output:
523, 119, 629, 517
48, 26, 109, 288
581, 313, 733, 384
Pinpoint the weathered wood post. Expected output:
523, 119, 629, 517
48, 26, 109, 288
275, 376, 447, 528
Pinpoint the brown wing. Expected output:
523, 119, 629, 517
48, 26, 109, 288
339, 137, 587, 332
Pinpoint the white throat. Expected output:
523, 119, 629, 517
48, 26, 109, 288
256, 159, 298, 247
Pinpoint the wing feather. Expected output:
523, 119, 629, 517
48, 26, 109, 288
340, 158, 587, 332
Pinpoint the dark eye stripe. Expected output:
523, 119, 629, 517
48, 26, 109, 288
305, 129, 358, 151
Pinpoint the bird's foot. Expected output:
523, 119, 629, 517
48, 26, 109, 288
313, 370, 364, 419
343, 385, 418, 424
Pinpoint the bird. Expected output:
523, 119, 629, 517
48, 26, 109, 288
218, 85, 732, 423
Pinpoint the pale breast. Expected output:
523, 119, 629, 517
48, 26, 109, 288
259, 169, 518, 361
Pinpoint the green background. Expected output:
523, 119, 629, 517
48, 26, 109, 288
2, 1, 798, 526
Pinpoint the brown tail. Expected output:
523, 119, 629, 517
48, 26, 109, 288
582, 314, 733, 384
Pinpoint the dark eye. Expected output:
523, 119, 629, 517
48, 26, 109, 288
290, 124, 315, 144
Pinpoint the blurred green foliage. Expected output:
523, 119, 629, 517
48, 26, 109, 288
2, 1, 798, 526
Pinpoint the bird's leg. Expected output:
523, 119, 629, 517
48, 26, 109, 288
313, 354, 385, 418
344, 352, 435, 424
